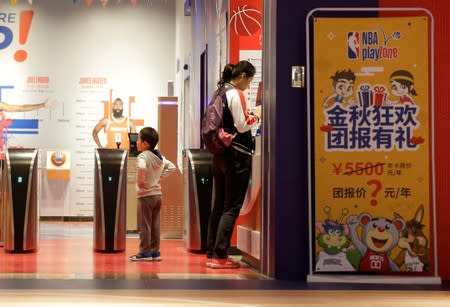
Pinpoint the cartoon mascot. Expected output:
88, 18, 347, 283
347, 212, 405, 273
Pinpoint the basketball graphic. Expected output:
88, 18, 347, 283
230, 5, 262, 36
51, 151, 66, 167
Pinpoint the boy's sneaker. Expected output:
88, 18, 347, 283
151, 251, 162, 261
129, 252, 153, 261
209, 257, 240, 269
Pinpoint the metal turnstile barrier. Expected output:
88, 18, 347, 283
4, 149, 39, 253
94, 149, 128, 253
183, 149, 213, 252
0, 159, 5, 247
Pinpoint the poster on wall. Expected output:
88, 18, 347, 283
229, 0, 262, 63
229, 0, 262, 113
311, 16, 435, 276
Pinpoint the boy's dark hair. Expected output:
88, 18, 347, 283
139, 127, 159, 150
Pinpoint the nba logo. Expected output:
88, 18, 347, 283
348, 32, 360, 59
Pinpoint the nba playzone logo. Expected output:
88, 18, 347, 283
347, 29, 400, 61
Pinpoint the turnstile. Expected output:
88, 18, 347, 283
4, 149, 39, 253
183, 149, 213, 252
94, 149, 127, 252
0, 159, 4, 247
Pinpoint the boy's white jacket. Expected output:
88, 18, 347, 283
135, 150, 176, 198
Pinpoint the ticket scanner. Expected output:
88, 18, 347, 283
4, 148, 39, 253
183, 149, 213, 252
94, 149, 127, 252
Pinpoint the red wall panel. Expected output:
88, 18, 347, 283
379, 0, 450, 280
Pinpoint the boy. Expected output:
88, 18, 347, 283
129, 127, 176, 261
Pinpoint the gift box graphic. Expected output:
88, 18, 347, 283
358, 84, 372, 107
373, 85, 387, 107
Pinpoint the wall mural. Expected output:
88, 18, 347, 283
0, 1, 175, 216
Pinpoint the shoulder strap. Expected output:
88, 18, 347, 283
216, 84, 233, 107
219, 85, 236, 132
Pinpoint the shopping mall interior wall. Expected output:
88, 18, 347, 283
183, 0, 204, 150
173, 0, 191, 167
182, 0, 229, 150
177, 0, 450, 280
268, 0, 378, 281
0, 0, 176, 217
270, 0, 450, 281
378, 0, 450, 281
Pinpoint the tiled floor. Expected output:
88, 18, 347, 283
0, 220, 448, 307
0, 222, 265, 281
0, 289, 450, 307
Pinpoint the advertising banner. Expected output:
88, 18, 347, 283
312, 16, 434, 275
229, 0, 262, 108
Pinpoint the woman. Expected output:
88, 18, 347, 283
206, 60, 261, 269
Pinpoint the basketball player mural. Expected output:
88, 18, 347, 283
92, 97, 136, 149
0, 97, 55, 158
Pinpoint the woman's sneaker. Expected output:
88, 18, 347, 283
129, 252, 153, 261
209, 257, 240, 269
151, 251, 162, 261
206, 257, 213, 267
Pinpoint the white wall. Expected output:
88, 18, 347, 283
184, 0, 228, 150
174, 0, 191, 167
0, 0, 176, 216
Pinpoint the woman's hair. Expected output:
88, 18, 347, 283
218, 60, 256, 87
139, 127, 159, 150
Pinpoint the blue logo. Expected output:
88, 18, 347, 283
347, 32, 360, 59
